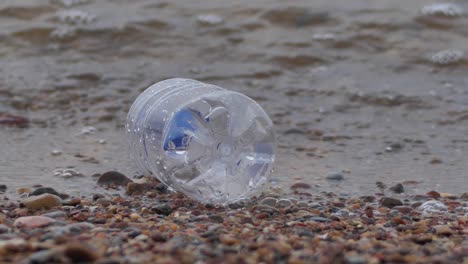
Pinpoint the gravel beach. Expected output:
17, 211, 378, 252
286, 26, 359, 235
1, 175, 466, 264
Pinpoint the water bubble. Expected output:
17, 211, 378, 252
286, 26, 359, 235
80, 126, 96, 135
312, 33, 336, 41
50, 27, 76, 39
419, 200, 448, 215
55, 0, 91, 7
56, 10, 97, 24
421, 3, 463, 17
431, 49, 464, 65
53, 168, 83, 178
51, 149, 62, 156
196, 14, 224, 26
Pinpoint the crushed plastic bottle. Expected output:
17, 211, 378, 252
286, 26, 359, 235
126, 78, 275, 204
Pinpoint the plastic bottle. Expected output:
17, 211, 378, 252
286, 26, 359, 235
126, 78, 275, 204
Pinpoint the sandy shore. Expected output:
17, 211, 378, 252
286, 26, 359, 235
0, 173, 466, 264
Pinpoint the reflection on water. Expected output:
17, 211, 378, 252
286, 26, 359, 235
0, 0, 467, 196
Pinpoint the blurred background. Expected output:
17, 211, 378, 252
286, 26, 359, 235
0, 0, 467, 197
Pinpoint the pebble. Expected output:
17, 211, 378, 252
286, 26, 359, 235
17, 187, 31, 194
22, 193, 62, 211
379, 197, 403, 208
310, 216, 331, 222
62, 198, 81, 206
42, 210, 67, 219
290, 182, 311, 189
26, 243, 99, 264
126, 182, 153, 195
259, 197, 277, 207
209, 215, 224, 223
30, 187, 60, 197
0, 185, 6, 193
434, 225, 454, 236
461, 193, 468, 200
326, 172, 344, 181
151, 203, 172, 216
96, 198, 112, 207
393, 206, 413, 215
196, 14, 224, 26
389, 183, 404, 194
277, 199, 293, 207
97, 171, 133, 187
419, 200, 447, 214
0, 239, 29, 255
427, 190, 441, 199
0, 224, 10, 234
14, 216, 56, 228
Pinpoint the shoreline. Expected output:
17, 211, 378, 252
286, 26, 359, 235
1, 174, 467, 263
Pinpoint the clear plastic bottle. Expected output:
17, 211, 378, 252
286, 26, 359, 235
126, 78, 275, 204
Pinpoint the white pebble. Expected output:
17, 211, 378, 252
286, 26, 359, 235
422, 3, 463, 17
431, 49, 464, 65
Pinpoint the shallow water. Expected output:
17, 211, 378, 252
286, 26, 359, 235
0, 0, 467, 197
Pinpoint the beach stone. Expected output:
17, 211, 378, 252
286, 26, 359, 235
14, 216, 56, 228
259, 197, 277, 207
389, 183, 404, 194
25, 249, 67, 264
427, 191, 441, 199
97, 171, 132, 187
0, 239, 29, 255
393, 206, 413, 215
63, 243, 99, 262
0, 224, 10, 234
277, 199, 293, 208
66, 222, 95, 233
17, 187, 31, 194
0, 185, 6, 193
93, 193, 105, 201
379, 197, 403, 208
209, 215, 224, 223
126, 182, 153, 195
30, 187, 60, 197
290, 182, 311, 189
326, 172, 344, 181
42, 210, 67, 219
62, 198, 81, 206
440, 193, 457, 199
22, 194, 62, 211
151, 203, 172, 216
96, 198, 112, 207
434, 225, 454, 236
310, 216, 331, 222
155, 183, 169, 194
461, 193, 468, 200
